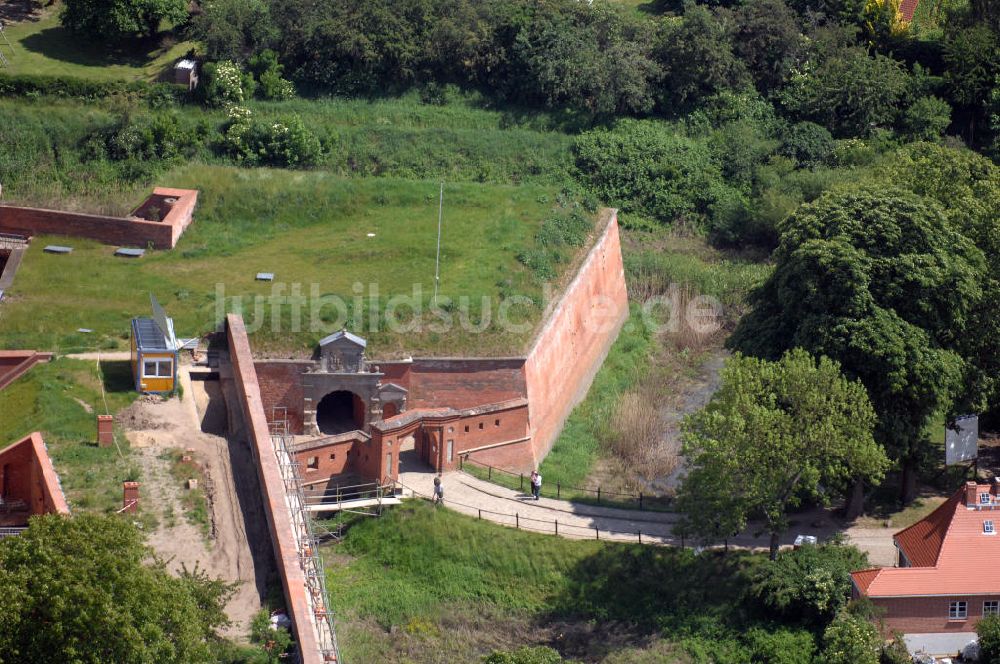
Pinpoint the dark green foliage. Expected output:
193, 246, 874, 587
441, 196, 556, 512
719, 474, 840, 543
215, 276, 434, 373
779, 48, 912, 137
821, 611, 881, 664
655, 5, 750, 112
249, 610, 293, 663
727, 0, 806, 92
223, 111, 321, 167
248, 50, 295, 100
483, 647, 563, 664
106, 111, 206, 161
60, 0, 186, 42
744, 628, 817, 664
573, 119, 726, 226
779, 122, 835, 168
978, 615, 1000, 662
749, 541, 870, 627
729, 186, 988, 500
199, 61, 257, 107
0, 73, 185, 104
190, 0, 277, 61
0, 515, 232, 663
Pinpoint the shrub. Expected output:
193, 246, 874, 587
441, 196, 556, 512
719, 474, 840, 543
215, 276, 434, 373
483, 646, 563, 664
744, 627, 816, 664
749, 540, 870, 627
903, 96, 952, 141
979, 614, 1000, 662
200, 61, 256, 107
249, 50, 295, 101
222, 107, 320, 168
0, 74, 185, 104
106, 111, 203, 161
821, 611, 881, 664
780, 121, 835, 168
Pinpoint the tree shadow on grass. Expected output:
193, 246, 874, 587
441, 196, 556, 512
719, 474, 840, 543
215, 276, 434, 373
19, 26, 157, 68
100, 360, 134, 394
548, 545, 761, 640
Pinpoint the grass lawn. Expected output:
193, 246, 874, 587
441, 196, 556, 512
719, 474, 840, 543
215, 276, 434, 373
323, 501, 795, 663
0, 165, 582, 356
0, 6, 193, 81
0, 357, 137, 512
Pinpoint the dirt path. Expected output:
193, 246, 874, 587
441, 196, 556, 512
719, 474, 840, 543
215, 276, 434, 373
119, 368, 267, 638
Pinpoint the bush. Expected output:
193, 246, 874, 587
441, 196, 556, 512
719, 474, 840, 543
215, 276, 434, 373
222, 107, 321, 167
749, 540, 870, 627
979, 614, 1000, 662
0, 73, 185, 104
248, 50, 295, 101
200, 61, 256, 107
821, 611, 881, 664
903, 96, 952, 141
483, 646, 563, 664
744, 627, 816, 664
106, 111, 204, 161
780, 121, 835, 168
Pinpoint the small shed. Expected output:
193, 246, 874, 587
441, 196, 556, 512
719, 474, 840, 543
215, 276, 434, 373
130, 301, 179, 393
173, 59, 199, 90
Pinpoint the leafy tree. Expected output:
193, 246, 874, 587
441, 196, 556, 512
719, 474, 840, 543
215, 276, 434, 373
750, 539, 870, 626
200, 60, 257, 107
190, 0, 277, 62
249, 609, 293, 663
821, 611, 882, 664
573, 119, 727, 226
0, 514, 232, 663
979, 614, 1000, 662
676, 349, 888, 559
61, 0, 186, 42
744, 628, 817, 664
943, 24, 1000, 144
728, 0, 806, 93
248, 50, 296, 100
902, 96, 952, 140
655, 5, 750, 113
729, 186, 987, 502
779, 121, 835, 168
780, 48, 911, 137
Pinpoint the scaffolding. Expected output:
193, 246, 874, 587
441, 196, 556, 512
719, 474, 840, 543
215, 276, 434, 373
270, 407, 342, 664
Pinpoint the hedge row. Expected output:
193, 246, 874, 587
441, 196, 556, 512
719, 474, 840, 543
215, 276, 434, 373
0, 73, 188, 105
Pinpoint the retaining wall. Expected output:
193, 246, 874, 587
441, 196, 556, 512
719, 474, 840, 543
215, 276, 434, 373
0, 432, 70, 520
225, 315, 324, 664
0, 350, 53, 392
522, 209, 629, 466
0, 188, 197, 249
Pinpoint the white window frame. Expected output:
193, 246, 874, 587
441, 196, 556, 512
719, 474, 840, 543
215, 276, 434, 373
982, 493, 992, 505
985, 520, 996, 535
142, 358, 173, 379
984, 601, 1000, 616
949, 601, 968, 620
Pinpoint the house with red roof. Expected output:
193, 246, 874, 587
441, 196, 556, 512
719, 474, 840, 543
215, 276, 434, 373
852, 481, 1000, 639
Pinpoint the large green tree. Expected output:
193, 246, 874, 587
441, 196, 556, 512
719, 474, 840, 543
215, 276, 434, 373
676, 349, 888, 559
0, 515, 232, 663
61, 0, 186, 42
729, 186, 987, 502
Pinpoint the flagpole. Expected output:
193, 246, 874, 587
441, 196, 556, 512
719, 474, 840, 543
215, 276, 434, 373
434, 182, 443, 305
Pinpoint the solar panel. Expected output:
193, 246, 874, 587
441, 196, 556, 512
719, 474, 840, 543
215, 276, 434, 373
44, 245, 72, 254
115, 248, 145, 258
134, 318, 170, 351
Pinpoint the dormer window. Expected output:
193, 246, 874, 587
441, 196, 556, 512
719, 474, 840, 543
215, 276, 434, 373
985, 520, 995, 535
981, 493, 992, 505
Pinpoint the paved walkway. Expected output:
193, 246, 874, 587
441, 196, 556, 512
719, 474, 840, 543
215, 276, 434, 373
397, 470, 888, 555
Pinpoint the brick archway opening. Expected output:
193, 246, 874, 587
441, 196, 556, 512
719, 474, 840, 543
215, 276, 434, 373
316, 390, 365, 435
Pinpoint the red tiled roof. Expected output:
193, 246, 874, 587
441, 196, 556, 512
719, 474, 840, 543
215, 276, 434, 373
893, 491, 963, 567
855, 484, 1000, 598
900, 0, 919, 22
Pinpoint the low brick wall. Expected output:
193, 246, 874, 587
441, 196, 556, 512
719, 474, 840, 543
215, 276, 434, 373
225, 315, 324, 663
0, 350, 53, 392
0, 432, 70, 518
0, 187, 197, 250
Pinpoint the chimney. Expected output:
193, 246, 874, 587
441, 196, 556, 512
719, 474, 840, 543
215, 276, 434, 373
966, 481, 979, 507
97, 415, 114, 447
122, 481, 140, 513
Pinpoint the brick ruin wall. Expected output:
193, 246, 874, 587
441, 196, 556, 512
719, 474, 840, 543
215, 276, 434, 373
224, 315, 323, 664
0, 188, 197, 250
0, 432, 70, 520
522, 209, 629, 467
0, 351, 52, 392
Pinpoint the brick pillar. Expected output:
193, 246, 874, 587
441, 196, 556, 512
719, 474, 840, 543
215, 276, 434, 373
97, 415, 114, 447
123, 481, 140, 512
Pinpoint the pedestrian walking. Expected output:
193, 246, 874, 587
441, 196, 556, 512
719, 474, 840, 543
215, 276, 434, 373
432, 476, 444, 505
530, 470, 541, 500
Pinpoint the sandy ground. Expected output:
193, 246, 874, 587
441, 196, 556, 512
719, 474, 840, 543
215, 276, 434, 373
120, 366, 272, 638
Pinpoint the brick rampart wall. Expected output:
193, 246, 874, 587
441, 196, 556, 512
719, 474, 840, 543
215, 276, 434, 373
873, 595, 1000, 635
523, 209, 629, 465
378, 358, 527, 409
0, 187, 197, 250
255, 361, 311, 434
0, 351, 52, 392
0, 432, 70, 518
225, 315, 323, 663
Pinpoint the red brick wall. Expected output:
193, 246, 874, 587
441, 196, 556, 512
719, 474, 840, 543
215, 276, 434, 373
0, 188, 197, 250
254, 361, 310, 434
874, 595, 1000, 634
378, 359, 527, 409
0, 351, 52, 392
523, 210, 629, 465
0, 432, 69, 518
225, 315, 323, 663
297, 439, 357, 479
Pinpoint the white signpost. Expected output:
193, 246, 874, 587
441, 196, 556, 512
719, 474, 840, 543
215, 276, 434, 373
945, 414, 978, 466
